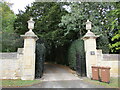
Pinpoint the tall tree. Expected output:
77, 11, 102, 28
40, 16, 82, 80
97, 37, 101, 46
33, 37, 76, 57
108, 2, 120, 53
14, 2, 68, 46
0, 2, 21, 52
14, 2, 69, 63
1, 2, 15, 32
59, 2, 114, 53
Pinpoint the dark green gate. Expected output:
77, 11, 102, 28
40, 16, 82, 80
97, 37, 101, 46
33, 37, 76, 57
68, 39, 86, 76
76, 51, 86, 77
35, 40, 46, 79
75, 40, 86, 77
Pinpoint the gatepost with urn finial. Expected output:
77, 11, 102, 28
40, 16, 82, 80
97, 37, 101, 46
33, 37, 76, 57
82, 20, 99, 78
21, 18, 38, 80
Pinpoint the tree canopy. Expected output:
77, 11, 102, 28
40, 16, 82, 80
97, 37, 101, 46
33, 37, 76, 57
14, 2, 69, 48
0, 2, 21, 52
108, 2, 120, 53
14, 2, 119, 55
59, 2, 115, 53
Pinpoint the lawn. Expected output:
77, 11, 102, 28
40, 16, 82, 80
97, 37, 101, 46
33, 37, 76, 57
1, 79, 41, 88
83, 77, 119, 88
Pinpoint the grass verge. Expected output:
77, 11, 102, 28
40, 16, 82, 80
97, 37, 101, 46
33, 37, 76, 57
83, 77, 119, 88
1, 79, 41, 88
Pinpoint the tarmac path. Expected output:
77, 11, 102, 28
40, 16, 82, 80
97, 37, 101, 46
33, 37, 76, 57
26, 63, 104, 88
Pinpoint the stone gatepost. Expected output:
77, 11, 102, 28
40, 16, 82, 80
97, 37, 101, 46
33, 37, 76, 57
21, 18, 38, 80
82, 20, 98, 78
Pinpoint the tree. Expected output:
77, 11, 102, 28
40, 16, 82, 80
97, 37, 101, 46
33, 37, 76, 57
0, 2, 21, 52
14, 2, 68, 46
59, 2, 114, 53
109, 2, 120, 53
14, 2, 70, 63
1, 2, 15, 33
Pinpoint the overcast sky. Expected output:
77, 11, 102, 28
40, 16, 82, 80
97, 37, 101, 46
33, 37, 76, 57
4, 0, 71, 14
4, 0, 119, 14
5, 0, 35, 14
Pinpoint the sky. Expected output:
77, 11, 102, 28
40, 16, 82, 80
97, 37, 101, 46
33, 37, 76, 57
3, 0, 120, 14
4, 0, 71, 14
5, 0, 35, 14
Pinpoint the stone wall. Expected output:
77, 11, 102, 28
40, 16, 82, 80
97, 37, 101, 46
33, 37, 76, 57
0, 49, 119, 79
0, 48, 23, 79
103, 54, 120, 61
97, 50, 120, 77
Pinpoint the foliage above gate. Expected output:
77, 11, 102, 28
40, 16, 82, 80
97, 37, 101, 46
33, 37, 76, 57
14, 2, 68, 48
14, 2, 119, 54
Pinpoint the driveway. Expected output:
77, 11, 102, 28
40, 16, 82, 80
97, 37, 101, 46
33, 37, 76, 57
26, 63, 104, 88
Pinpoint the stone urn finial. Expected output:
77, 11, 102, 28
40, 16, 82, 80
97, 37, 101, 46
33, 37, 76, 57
27, 17, 35, 32
82, 20, 99, 39
21, 17, 38, 40
86, 19, 92, 32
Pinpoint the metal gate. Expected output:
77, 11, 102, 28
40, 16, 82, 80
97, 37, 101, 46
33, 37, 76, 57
75, 39, 86, 77
35, 40, 45, 79
76, 51, 86, 76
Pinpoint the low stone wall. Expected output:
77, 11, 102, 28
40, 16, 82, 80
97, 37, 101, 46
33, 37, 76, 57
103, 54, 120, 61
97, 50, 120, 77
0, 48, 23, 79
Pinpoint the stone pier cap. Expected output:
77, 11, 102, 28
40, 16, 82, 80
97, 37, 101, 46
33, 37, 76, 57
82, 30, 99, 40
21, 30, 38, 40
